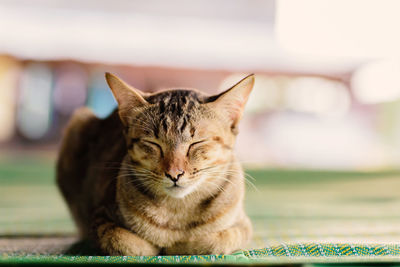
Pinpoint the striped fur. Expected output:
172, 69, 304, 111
57, 73, 254, 255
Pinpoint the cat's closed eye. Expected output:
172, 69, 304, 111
187, 140, 207, 156
139, 140, 164, 157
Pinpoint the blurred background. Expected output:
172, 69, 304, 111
1, 0, 400, 170
3, 0, 400, 257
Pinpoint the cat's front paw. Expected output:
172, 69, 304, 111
164, 241, 214, 255
98, 225, 159, 256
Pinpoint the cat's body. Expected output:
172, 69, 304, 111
57, 73, 254, 255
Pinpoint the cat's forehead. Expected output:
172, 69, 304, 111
145, 89, 206, 106
132, 89, 212, 142
146, 89, 208, 122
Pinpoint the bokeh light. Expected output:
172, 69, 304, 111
53, 64, 88, 115
17, 63, 53, 140
0, 57, 19, 141
352, 60, 400, 104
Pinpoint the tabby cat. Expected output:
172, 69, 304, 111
57, 73, 254, 255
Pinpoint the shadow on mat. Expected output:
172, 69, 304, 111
64, 239, 101, 255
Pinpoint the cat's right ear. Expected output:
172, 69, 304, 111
105, 72, 148, 125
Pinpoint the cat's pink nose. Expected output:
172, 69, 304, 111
165, 169, 185, 182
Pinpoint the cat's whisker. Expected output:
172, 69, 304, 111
203, 180, 228, 196
119, 165, 161, 177
216, 176, 237, 187
117, 172, 161, 182
243, 178, 259, 192
120, 168, 162, 178
201, 181, 221, 198
243, 172, 256, 181
122, 177, 157, 196
200, 169, 257, 192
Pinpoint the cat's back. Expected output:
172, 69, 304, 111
57, 107, 126, 237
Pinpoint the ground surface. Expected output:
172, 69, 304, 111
1, 157, 400, 264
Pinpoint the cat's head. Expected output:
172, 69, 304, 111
106, 73, 254, 199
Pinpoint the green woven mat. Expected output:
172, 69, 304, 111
2, 244, 400, 264
1, 157, 400, 264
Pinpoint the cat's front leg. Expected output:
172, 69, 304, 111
91, 212, 159, 256
166, 216, 252, 255
97, 222, 159, 256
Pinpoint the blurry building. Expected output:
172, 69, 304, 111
1, 0, 400, 170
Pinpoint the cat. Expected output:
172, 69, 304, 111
56, 73, 254, 256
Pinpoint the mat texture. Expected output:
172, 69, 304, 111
1, 158, 400, 264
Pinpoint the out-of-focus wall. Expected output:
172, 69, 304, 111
1, 56, 400, 171
1, 0, 400, 170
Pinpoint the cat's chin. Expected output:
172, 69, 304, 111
164, 185, 194, 199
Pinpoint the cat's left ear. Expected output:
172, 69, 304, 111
105, 72, 148, 125
207, 74, 255, 133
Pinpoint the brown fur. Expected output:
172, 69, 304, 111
57, 73, 255, 255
